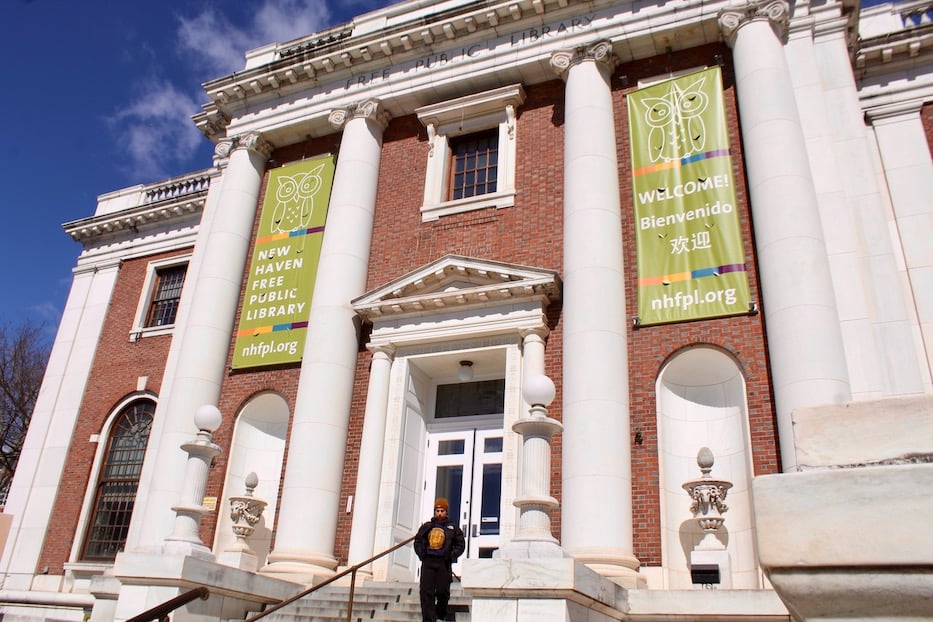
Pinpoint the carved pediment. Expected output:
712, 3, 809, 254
352, 255, 561, 320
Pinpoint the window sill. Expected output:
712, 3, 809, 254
421, 190, 515, 222
129, 325, 175, 342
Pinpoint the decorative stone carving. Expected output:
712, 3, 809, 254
718, 0, 790, 46
235, 131, 275, 159
329, 99, 391, 131
549, 39, 616, 81
228, 472, 268, 554
213, 138, 234, 168
683, 447, 733, 534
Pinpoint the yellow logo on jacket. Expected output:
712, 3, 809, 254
427, 527, 447, 551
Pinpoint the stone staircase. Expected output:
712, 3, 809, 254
258, 581, 471, 622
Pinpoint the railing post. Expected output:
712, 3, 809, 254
346, 568, 358, 622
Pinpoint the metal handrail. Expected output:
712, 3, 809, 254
125, 586, 209, 622
244, 534, 417, 622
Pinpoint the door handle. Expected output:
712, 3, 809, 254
472, 525, 479, 538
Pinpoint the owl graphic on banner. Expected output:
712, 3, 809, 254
639, 75, 710, 163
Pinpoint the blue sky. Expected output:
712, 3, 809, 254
0, 0, 397, 333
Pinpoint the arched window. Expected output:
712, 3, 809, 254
81, 400, 154, 561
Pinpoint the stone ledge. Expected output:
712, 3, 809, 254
792, 395, 933, 469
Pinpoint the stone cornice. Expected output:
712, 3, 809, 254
855, 22, 933, 75
192, 0, 736, 143
64, 172, 212, 245
199, 0, 584, 109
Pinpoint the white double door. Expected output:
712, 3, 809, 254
422, 427, 503, 569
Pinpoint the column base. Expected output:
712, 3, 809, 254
565, 547, 646, 589
462, 557, 626, 621
497, 538, 568, 559
150, 539, 215, 561
261, 551, 339, 585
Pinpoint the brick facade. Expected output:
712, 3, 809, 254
40, 41, 779, 575
39, 250, 182, 574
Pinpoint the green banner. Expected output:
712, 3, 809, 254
628, 67, 749, 326
232, 155, 335, 368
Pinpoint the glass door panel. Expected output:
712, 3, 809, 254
423, 427, 503, 568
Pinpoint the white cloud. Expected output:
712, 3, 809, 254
110, 0, 391, 181
178, 0, 334, 76
109, 80, 205, 181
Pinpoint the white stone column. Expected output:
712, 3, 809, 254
128, 133, 272, 549
0, 261, 120, 590
264, 100, 389, 580
719, 0, 851, 471
521, 329, 547, 381
550, 41, 639, 582
866, 103, 933, 383
346, 346, 394, 570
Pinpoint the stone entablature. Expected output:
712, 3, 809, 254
856, 0, 933, 75
192, 0, 760, 143
200, 0, 587, 105
856, 23, 933, 72
64, 170, 213, 246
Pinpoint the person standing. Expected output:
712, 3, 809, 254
414, 498, 466, 622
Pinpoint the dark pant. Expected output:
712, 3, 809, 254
419, 557, 452, 622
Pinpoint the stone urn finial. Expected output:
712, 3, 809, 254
228, 472, 267, 554
682, 447, 733, 534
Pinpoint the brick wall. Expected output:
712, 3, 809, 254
38, 250, 182, 574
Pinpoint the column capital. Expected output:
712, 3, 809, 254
235, 131, 275, 158
550, 39, 616, 82
718, 0, 790, 47
369, 344, 396, 360
215, 133, 274, 168
521, 327, 550, 345
212, 138, 235, 168
329, 99, 391, 131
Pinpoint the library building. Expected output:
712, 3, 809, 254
2, 0, 931, 621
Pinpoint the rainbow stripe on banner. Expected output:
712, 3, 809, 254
638, 263, 747, 287
236, 321, 309, 337
633, 149, 732, 177
255, 226, 325, 245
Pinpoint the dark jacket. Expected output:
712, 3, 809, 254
414, 518, 465, 564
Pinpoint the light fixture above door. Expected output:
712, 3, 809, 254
458, 360, 474, 382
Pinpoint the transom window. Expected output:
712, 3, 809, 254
146, 265, 186, 327
435, 379, 506, 418
82, 400, 154, 561
450, 130, 499, 200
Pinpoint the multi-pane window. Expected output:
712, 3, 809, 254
435, 379, 506, 418
449, 130, 499, 200
416, 84, 524, 220
146, 265, 186, 327
82, 401, 154, 561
